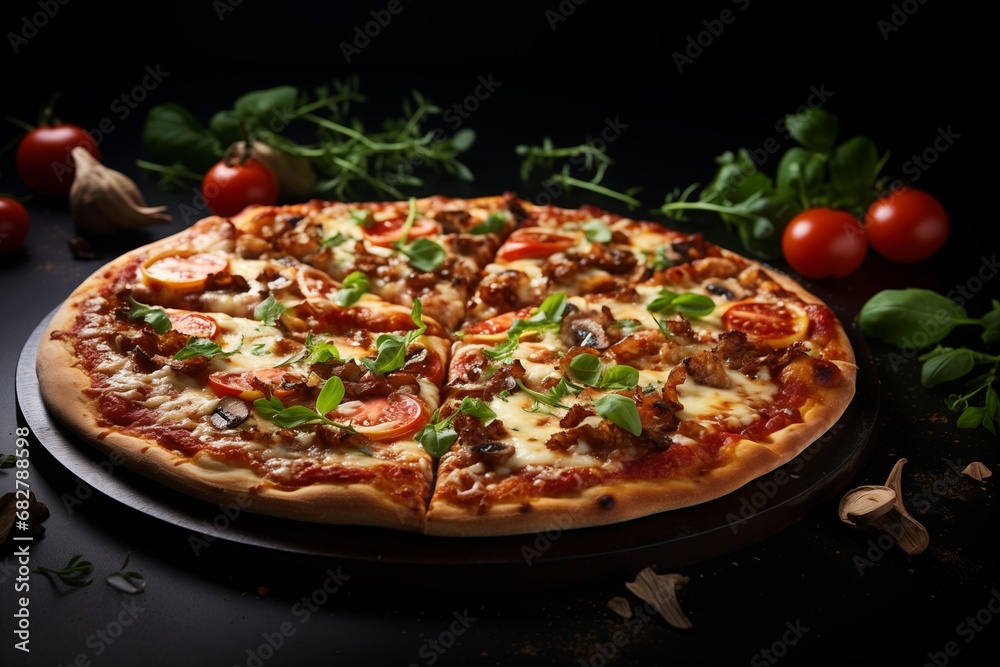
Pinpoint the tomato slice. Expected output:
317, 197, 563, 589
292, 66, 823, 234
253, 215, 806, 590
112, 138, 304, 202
721, 301, 810, 347
495, 228, 575, 262
402, 347, 446, 386
462, 307, 534, 334
142, 252, 229, 291
296, 266, 339, 300
329, 393, 430, 441
167, 310, 219, 338
362, 217, 438, 247
209, 368, 297, 400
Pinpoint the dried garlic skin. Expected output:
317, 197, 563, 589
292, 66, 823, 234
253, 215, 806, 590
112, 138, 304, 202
69, 147, 172, 234
838, 459, 929, 555
625, 567, 693, 630
961, 462, 992, 482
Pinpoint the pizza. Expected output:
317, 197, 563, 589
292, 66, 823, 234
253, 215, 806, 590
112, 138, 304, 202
35, 193, 857, 537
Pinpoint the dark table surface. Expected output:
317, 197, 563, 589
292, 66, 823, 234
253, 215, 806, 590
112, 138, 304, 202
1, 2, 996, 665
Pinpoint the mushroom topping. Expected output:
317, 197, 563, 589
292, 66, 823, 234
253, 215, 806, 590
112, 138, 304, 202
838, 458, 929, 555
470, 442, 515, 467
560, 307, 613, 350
210, 396, 250, 429
625, 567, 693, 630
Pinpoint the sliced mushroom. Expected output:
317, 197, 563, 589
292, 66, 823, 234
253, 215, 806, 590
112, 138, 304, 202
838, 458, 929, 555
210, 396, 250, 429
625, 567, 693, 630
470, 441, 515, 467
560, 309, 611, 350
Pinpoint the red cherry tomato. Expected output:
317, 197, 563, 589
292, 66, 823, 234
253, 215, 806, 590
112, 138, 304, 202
462, 307, 535, 334
166, 310, 219, 338
209, 368, 297, 400
495, 228, 576, 262
362, 217, 438, 247
16, 123, 100, 196
781, 208, 868, 279
721, 301, 810, 347
863, 187, 949, 263
328, 393, 429, 441
201, 158, 279, 217
0, 196, 31, 254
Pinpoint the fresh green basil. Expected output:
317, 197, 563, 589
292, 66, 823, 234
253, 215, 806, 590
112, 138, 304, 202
361, 300, 426, 374
647, 289, 715, 319
398, 237, 446, 273
568, 353, 639, 390
856, 288, 973, 349
470, 211, 507, 235
254, 295, 286, 326
335, 271, 369, 307
253, 376, 355, 431
594, 394, 642, 436
582, 219, 612, 243
125, 295, 173, 335
414, 397, 497, 457
174, 335, 242, 360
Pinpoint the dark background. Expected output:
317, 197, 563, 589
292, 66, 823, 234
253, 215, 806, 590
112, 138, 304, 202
1, 1, 996, 666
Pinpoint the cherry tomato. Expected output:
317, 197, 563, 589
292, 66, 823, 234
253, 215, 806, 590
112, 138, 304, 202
328, 393, 429, 441
362, 217, 438, 247
495, 228, 576, 262
863, 187, 949, 263
209, 368, 297, 400
16, 123, 100, 197
462, 307, 534, 334
141, 251, 229, 292
202, 158, 279, 217
781, 208, 868, 279
722, 301, 810, 347
0, 196, 31, 254
401, 346, 446, 386
167, 310, 219, 338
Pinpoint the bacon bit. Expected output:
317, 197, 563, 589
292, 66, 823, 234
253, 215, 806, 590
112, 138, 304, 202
625, 567, 693, 630
607, 596, 633, 619
961, 462, 992, 482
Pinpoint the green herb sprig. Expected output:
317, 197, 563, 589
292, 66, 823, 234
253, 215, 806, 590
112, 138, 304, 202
647, 290, 716, 319
515, 137, 641, 209
34, 554, 93, 588
857, 288, 1000, 434
568, 354, 639, 391
361, 300, 427, 374
414, 397, 497, 458
658, 109, 889, 260
124, 294, 172, 334
174, 335, 242, 360
253, 376, 356, 432
482, 292, 568, 362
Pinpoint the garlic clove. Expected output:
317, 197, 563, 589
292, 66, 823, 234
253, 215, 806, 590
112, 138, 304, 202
69, 147, 172, 234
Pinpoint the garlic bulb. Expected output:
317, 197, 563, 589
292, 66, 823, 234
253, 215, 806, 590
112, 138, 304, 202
69, 148, 172, 233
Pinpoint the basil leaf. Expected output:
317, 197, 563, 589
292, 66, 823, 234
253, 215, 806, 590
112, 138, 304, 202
458, 396, 496, 422
305, 336, 343, 364
594, 394, 642, 436
522, 291, 567, 329
956, 406, 986, 430
350, 209, 372, 226
515, 378, 570, 409
829, 136, 880, 195
142, 103, 222, 172
254, 295, 286, 326
126, 295, 173, 334
321, 231, 350, 249
785, 108, 839, 153
253, 400, 321, 429
600, 365, 639, 391
569, 353, 602, 386
583, 219, 612, 243
415, 421, 458, 458
335, 271, 369, 307
361, 300, 425, 374
174, 336, 241, 360
647, 290, 715, 319
857, 288, 971, 348
482, 333, 520, 362
315, 376, 346, 416
470, 211, 506, 235
399, 238, 446, 272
